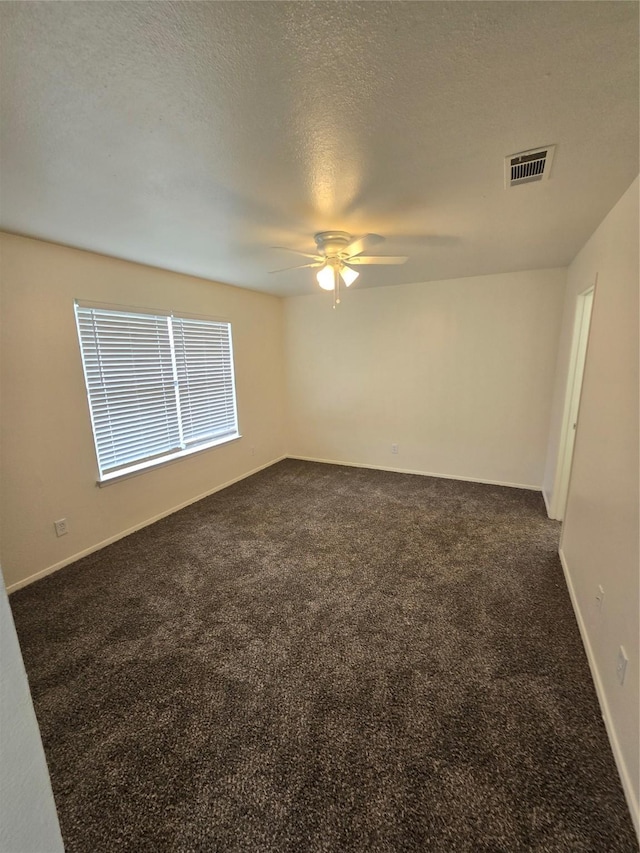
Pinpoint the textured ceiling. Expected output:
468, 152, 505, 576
1, 1, 638, 296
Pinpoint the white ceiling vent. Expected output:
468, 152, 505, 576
505, 146, 556, 188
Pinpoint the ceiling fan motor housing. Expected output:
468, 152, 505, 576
314, 231, 352, 259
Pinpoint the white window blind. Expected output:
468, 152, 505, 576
172, 317, 237, 447
75, 304, 239, 480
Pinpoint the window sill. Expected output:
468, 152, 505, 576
97, 433, 242, 486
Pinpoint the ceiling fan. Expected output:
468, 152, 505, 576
271, 232, 407, 305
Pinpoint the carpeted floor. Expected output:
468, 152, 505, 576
10, 460, 637, 852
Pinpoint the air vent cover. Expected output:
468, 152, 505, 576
505, 146, 555, 187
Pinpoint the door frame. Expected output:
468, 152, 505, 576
548, 282, 596, 521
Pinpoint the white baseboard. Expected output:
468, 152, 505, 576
286, 455, 540, 491
542, 488, 553, 518
7, 456, 286, 594
558, 548, 640, 839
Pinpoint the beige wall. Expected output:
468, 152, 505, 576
284, 269, 566, 488
0, 569, 64, 852
0, 234, 286, 590
555, 178, 639, 827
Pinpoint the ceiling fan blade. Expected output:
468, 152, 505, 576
271, 246, 320, 260
269, 261, 323, 274
347, 255, 408, 265
342, 233, 384, 258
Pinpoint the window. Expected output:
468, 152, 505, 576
75, 302, 239, 482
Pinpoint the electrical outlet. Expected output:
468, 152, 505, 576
616, 646, 628, 686
595, 585, 605, 611
391, 443, 399, 454
54, 518, 68, 537
250, 446, 256, 457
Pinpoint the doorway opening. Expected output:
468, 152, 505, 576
549, 285, 595, 520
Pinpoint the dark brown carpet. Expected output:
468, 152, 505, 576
10, 460, 637, 852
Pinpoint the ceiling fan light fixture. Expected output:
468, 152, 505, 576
339, 264, 359, 287
316, 264, 336, 291
274, 232, 406, 301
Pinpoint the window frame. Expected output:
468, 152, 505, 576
74, 301, 241, 484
